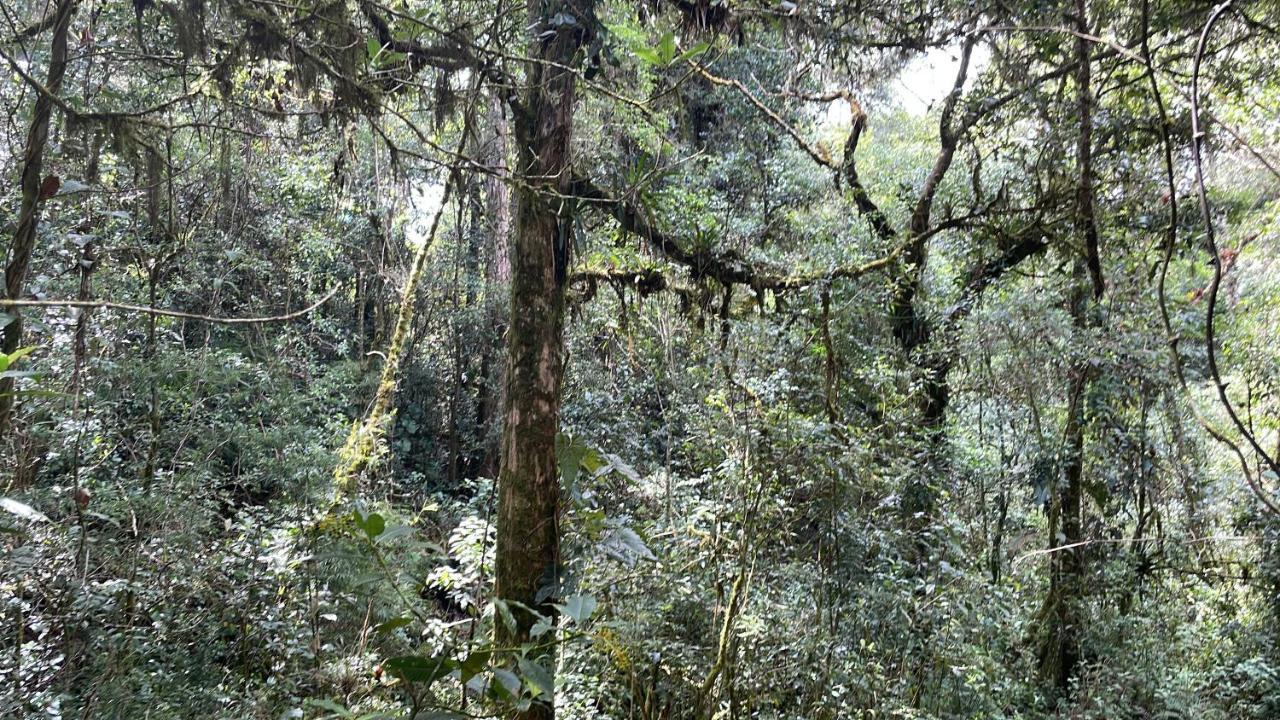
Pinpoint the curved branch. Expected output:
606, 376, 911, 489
1190, 1, 1280, 513
572, 179, 903, 291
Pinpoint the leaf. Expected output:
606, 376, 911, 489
1, 497, 49, 523
367, 513, 386, 538
494, 599, 518, 633
1083, 479, 1109, 509
374, 616, 412, 634
374, 524, 412, 544
530, 617, 555, 638
556, 594, 597, 624
600, 524, 656, 565
491, 668, 521, 699
517, 657, 554, 698
582, 449, 607, 475
547, 11, 577, 28
506, 599, 549, 626
351, 509, 386, 539
633, 47, 662, 66
458, 649, 491, 683
366, 37, 382, 61
303, 698, 351, 716
382, 655, 455, 685
657, 31, 677, 65
5, 388, 64, 399
556, 433, 588, 488
602, 453, 640, 483
0, 370, 39, 380
0, 346, 35, 373
673, 40, 711, 65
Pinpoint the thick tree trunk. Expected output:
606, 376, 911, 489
0, 0, 80, 435
493, 2, 594, 718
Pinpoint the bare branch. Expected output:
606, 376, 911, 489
0, 285, 341, 325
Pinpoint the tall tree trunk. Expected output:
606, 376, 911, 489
1038, 259, 1089, 692
493, 2, 594, 718
0, 0, 80, 435
1039, 0, 1098, 691
478, 93, 513, 477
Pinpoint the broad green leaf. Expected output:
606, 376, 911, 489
382, 655, 455, 684
530, 617, 555, 638
0, 370, 38, 380
517, 657, 554, 698
0, 346, 36, 372
459, 649, 491, 683
556, 594, 597, 624
491, 668, 521, 699
556, 433, 588, 488
632, 47, 661, 66
602, 453, 640, 482
1083, 480, 1109, 509
657, 31, 676, 65
363, 513, 385, 539
303, 698, 351, 716
673, 40, 711, 65
374, 616, 412, 634
58, 179, 91, 195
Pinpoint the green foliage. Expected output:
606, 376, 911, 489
3, 0, 1280, 718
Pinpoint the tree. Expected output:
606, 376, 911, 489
0, 0, 79, 434
492, 1, 597, 717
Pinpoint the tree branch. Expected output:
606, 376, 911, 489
0, 285, 340, 325
572, 179, 902, 292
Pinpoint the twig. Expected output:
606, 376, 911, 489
1013, 535, 1255, 565
0, 285, 340, 325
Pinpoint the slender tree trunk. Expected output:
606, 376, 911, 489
1039, 0, 1098, 690
0, 0, 80, 434
493, 2, 594, 718
1039, 266, 1088, 690
478, 93, 513, 477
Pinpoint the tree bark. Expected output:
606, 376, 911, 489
1038, 259, 1089, 692
493, 2, 594, 718
0, 0, 80, 435
477, 94, 513, 477
1039, 0, 1097, 690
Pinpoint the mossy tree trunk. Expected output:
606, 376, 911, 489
493, 1, 595, 718
0, 0, 80, 435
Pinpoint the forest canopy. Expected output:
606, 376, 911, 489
2, 0, 1280, 718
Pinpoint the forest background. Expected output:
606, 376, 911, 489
2, 0, 1280, 718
